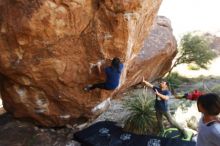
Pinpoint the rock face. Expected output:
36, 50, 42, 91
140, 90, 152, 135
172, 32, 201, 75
0, 0, 178, 127
124, 16, 177, 89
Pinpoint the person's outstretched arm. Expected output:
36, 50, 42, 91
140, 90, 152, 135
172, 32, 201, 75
142, 77, 154, 88
155, 89, 169, 100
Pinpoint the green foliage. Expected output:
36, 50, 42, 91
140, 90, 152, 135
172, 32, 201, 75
166, 72, 189, 90
210, 84, 220, 94
187, 64, 200, 70
170, 32, 217, 73
123, 93, 157, 135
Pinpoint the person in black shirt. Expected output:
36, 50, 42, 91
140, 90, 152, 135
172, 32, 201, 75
142, 78, 187, 138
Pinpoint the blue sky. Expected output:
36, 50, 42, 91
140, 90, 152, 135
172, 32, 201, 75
158, 0, 220, 39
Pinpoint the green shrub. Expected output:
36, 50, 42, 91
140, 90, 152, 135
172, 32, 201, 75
165, 72, 189, 90
169, 32, 217, 74
123, 92, 157, 135
187, 64, 200, 70
211, 84, 220, 94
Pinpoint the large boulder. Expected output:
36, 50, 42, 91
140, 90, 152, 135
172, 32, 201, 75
0, 0, 176, 127
123, 16, 177, 89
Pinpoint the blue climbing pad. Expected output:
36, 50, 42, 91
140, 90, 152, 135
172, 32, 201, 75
74, 121, 196, 146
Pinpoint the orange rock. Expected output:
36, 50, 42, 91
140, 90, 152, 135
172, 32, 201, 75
0, 0, 175, 127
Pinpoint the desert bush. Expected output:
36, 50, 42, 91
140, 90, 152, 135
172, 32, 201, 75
168, 32, 216, 75
165, 72, 189, 90
210, 84, 220, 94
123, 92, 157, 135
187, 64, 200, 70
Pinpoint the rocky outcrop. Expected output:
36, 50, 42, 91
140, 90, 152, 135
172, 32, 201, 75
123, 16, 177, 90
0, 0, 178, 127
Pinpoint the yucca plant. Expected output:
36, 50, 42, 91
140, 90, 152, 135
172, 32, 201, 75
123, 91, 158, 135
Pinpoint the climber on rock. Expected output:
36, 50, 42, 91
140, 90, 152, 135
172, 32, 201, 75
84, 57, 124, 91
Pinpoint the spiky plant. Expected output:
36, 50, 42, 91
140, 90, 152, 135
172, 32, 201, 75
123, 92, 157, 135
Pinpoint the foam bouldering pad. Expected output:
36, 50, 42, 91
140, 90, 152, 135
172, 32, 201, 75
74, 121, 196, 146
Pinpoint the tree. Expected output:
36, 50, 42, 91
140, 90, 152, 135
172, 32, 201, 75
168, 33, 217, 74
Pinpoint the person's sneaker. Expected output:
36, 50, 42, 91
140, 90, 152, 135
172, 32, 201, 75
84, 84, 93, 91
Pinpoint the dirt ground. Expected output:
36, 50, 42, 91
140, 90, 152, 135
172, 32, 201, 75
0, 113, 80, 146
